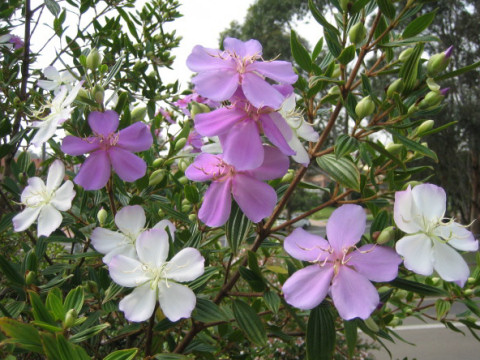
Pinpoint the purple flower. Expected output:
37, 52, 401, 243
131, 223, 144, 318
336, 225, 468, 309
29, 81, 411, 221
186, 130, 203, 153
194, 89, 295, 170
186, 37, 298, 109
157, 108, 174, 124
185, 146, 289, 227
282, 205, 402, 320
9, 35, 24, 49
61, 110, 153, 190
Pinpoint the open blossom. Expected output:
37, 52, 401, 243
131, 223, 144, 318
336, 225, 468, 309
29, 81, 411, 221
12, 160, 76, 237
61, 110, 153, 190
194, 89, 295, 170
0, 34, 23, 50
394, 184, 478, 286
108, 228, 204, 322
31, 81, 84, 147
91, 205, 175, 264
186, 37, 298, 109
283, 205, 402, 320
38, 66, 76, 94
185, 146, 289, 227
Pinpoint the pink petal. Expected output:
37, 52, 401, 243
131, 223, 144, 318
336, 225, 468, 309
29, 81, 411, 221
284, 228, 330, 262
185, 153, 222, 182
62, 136, 100, 156
195, 107, 246, 137
326, 205, 366, 254
242, 72, 285, 109
108, 147, 147, 182
247, 145, 289, 181
192, 70, 240, 102
260, 114, 295, 155
117, 122, 153, 152
74, 150, 111, 190
248, 61, 298, 84
88, 110, 119, 136
186, 45, 234, 72
223, 37, 262, 58
222, 120, 264, 171
198, 179, 232, 227
282, 264, 334, 310
348, 244, 401, 282
331, 266, 379, 320
232, 174, 277, 223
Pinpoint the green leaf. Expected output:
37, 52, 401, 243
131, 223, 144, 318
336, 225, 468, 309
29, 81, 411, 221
389, 129, 438, 162
435, 59, 480, 81
337, 45, 356, 65
45, 0, 60, 16
435, 299, 451, 320
29, 291, 56, 325
364, 140, 406, 170
239, 266, 266, 292
324, 28, 342, 57
291, 30, 312, 72
104, 349, 139, 360
335, 134, 358, 159
317, 154, 360, 191
104, 54, 125, 87
225, 201, 252, 254
399, 43, 424, 94
0, 254, 25, 286
0, 318, 43, 354
344, 320, 357, 358
306, 302, 336, 360
376, 0, 396, 20
155, 354, 189, 360
312, 37, 324, 61
351, 0, 371, 13
41, 333, 62, 359
103, 282, 125, 304
193, 298, 227, 323
263, 291, 281, 314
70, 324, 110, 343
402, 10, 437, 38
184, 184, 200, 204
309, 0, 339, 35
381, 35, 439, 47
64, 286, 84, 314
390, 277, 447, 296
232, 299, 267, 346
56, 333, 80, 360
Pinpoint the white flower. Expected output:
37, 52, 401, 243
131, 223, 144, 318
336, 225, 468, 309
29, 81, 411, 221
0, 34, 13, 50
12, 160, 76, 237
31, 81, 83, 147
91, 205, 176, 264
278, 94, 319, 166
108, 229, 204, 322
394, 183, 478, 286
37, 66, 77, 94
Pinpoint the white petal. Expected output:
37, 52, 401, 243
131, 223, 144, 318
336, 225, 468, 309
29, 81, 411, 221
12, 206, 41, 232
432, 241, 470, 286
91, 227, 129, 254
119, 282, 157, 322
297, 122, 319, 142
108, 255, 150, 287
434, 222, 478, 251
158, 282, 196, 322
51, 181, 75, 211
152, 219, 176, 238
63, 81, 84, 106
21, 177, 46, 206
37, 204, 62, 237
102, 244, 137, 265
395, 234, 434, 276
165, 248, 204, 282
46, 160, 65, 191
31, 117, 59, 147
115, 205, 146, 238
412, 183, 446, 223
394, 186, 422, 234
43, 66, 60, 80
288, 135, 309, 166
37, 80, 59, 91
136, 229, 169, 268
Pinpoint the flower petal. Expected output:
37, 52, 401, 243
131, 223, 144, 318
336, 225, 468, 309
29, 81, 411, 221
102, 244, 137, 265
247, 145, 289, 181
432, 241, 470, 286
192, 70, 239, 102
434, 222, 478, 251
108, 147, 147, 182
282, 264, 334, 310
395, 234, 434, 276
185, 153, 222, 182
331, 266, 379, 320
242, 72, 285, 109
198, 179, 232, 227
186, 45, 233, 72
195, 107, 245, 137
61, 136, 100, 156
43, 66, 60, 80
114, 205, 146, 238
91, 227, 128, 254
136, 229, 169, 268
108, 255, 150, 287
31, 118, 59, 147
284, 228, 330, 262
46, 160, 65, 191
12, 206, 41, 232
152, 220, 176, 238
348, 244, 402, 282
51, 180, 75, 211
260, 114, 295, 156
326, 205, 366, 253
37, 204, 62, 237
232, 174, 277, 223
393, 186, 422, 234
247, 61, 298, 84
165, 248, 204, 282
88, 110, 119, 136
288, 134, 310, 166
117, 122, 153, 152
74, 150, 111, 190
119, 282, 156, 322
21, 177, 46, 206
224, 37, 262, 58
411, 184, 446, 223
158, 282, 197, 322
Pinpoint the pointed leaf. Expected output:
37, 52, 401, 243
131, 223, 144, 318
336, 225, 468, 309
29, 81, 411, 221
225, 201, 252, 255
317, 154, 360, 191
306, 302, 336, 360
402, 10, 437, 38
104, 349, 139, 360
64, 286, 84, 314
232, 299, 267, 346
291, 30, 312, 72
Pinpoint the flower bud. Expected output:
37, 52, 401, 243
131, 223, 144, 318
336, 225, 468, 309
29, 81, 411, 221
349, 22, 367, 45
158, 209, 165, 217
281, 169, 295, 183
76, 88, 89, 101
86, 48, 102, 70
419, 89, 447, 109
399, 48, 414, 62
131, 106, 147, 122
389, 316, 401, 327
174, 137, 187, 151
355, 96, 375, 119
25, 271, 36, 285
93, 85, 104, 105
178, 159, 188, 172
149, 169, 166, 186
364, 317, 379, 332
181, 204, 191, 212
464, 289, 474, 296
331, 64, 341, 78
190, 102, 210, 120
377, 226, 395, 244
467, 277, 475, 285
386, 78, 404, 98
97, 208, 108, 226
340, 0, 351, 12
431, 277, 441, 286
415, 120, 434, 137
153, 158, 164, 168
178, 176, 188, 185
64, 309, 78, 329
188, 214, 197, 221
385, 143, 403, 155
427, 46, 453, 77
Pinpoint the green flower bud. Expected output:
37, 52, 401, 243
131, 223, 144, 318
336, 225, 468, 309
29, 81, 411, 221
355, 96, 375, 119
64, 309, 78, 329
377, 226, 396, 244
389, 316, 401, 327
340, 0, 351, 12
399, 48, 414, 62
385, 143, 403, 155
407, 104, 418, 116
153, 158, 164, 168
415, 120, 434, 137
349, 22, 367, 45
149, 169, 166, 186
174, 138, 187, 151
178, 159, 188, 172
396, 289, 408, 299
281, 169, 295, 183
93, 85, 104, 105
364, 317, 379, 332
431, 277, 441, 286
464, 289, 474, 296
386, 78, 404, 98
419, 89, 448, 109
25, 271, 36, 285
76, 88, 89, 101
86, 280, 98, 294
331, 64, 341, 78
188, 214, 197, 222
328, 85, 341, 96
181, 204, 191, 212
467, 277, 475, 285
157, 209, 165, 217
97, 208, 108, 226
131, 106, 147, 122
86, 48, 102, 70
178, 176, 188, 185
190, 102, 210, 120
427, 46, 453, 77
181, 198, 190, 206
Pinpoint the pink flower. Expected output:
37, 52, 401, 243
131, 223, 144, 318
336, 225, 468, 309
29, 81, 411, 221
61, 110, 153, 190
186, 37, 298, 109
185, 146, 289, 227
282, 205, 402, 320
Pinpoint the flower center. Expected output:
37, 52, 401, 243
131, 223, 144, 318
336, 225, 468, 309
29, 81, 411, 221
97, 132, 120, 150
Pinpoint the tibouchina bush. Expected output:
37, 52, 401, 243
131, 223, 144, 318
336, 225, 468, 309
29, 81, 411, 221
1, 0, 480, 359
